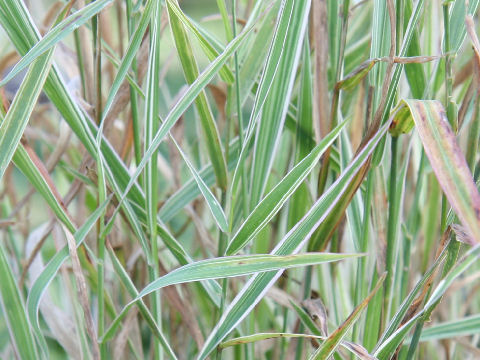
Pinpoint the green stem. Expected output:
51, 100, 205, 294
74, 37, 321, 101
145, 2, 162, 358
217, 0, 234, 42
93, 9, 107, 359
126, 0, 142, 166
440, 196, 447, 233
352, 171, 374, 342
400, 150, 426, 300
317, 0, 350, 196
384, 136, 399, 324
294, 265, 313, 360
73, 30, 87, 100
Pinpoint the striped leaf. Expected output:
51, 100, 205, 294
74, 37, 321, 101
390, 99, 480, 243
0, 242, 38, 359
226, 119, 347, 255
197, 119, 393, 359
0, 49, 53, 180
0, 0, 112, 87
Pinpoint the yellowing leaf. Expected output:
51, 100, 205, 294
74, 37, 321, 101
391, 99, 480, 243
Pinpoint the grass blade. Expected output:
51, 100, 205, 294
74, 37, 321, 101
13, 144, 75, 233
170, 136, 229, 232
166, 0, 233, 83
2, 2, 479, 358
417, 314, 480, 342
143, 2, 162, 356
309, 274, 386, 359
0, 241, 38, 359
287, 38, 315, 230
375, 240, 448, 348
0, 0, 112, 87
138, 253, 361, 298
106, 253, 360, 344
374, 245, 480, 359
390, 99, 480, 242
101, 0, 154, 122
220, 333, 377, 359
107, 20, 255, 225
249, 0, 310, 207
449, 0, 480, 52
167, 0, 228, 189
226, 119, 347, 255
197, 119, 393, 360
158, 139, 239, 222
26, 198, 110, 357
0, 49, 53, 180
103, 246, 178, 359
230, 0, 299, 202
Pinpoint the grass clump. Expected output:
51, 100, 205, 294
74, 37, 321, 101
0, 0, 480, 359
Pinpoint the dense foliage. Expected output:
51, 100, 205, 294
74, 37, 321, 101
0, 0, 480, 359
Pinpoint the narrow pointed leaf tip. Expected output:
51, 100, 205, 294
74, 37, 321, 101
226, 119, 348, 255
310, 273, 386, 359
102, 252, 361, 343
136, 252, 361, 300
336, 59, 378, 91
0, 0, 113, 87
389, 99, 480, 243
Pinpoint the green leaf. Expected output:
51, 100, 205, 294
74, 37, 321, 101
226, 119, 347, 255
0, 49, 53, 180
13, 144, 75, 233
219, 333, 377, 359
234, 1, 278, 106
155, 224, 222, 307
167, 0, 228, 189
197, 120, 393, 359
142, 3, 163, 354
26, 198, 111, 355
336, 59, 378, 91
158, 138, 239, 222
105, 252, 360, 343
287, 38, 314, 230
143, 0, 161, 239
309, 274, 386, 359
0, 0, 112, 87
375, 237, 448, 348
166, 0, 233, 83
403, 0, 427, 99
0, 241, 38, 359
388, 103, 415, 136
229, 0, 294, 203
170, 137, 229, 232
374, 245, 480, 359
139, 253, 360, 299
109, 19, 255, 222
418, 313, 480, 341
103, 246, 178, 359
449, 0, 480, 52
249, 0, 311, 207
102, 0, 154, 122
289, 300, 323, 336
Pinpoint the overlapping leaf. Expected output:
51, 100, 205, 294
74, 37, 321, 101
0, 0, 112, 87
0, 50, 53, 180
226, 119, 347, 255
0, 242, 38, 359
389, 99, 480, 243
197, 119, 393, 359
102, 252, 360, 343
